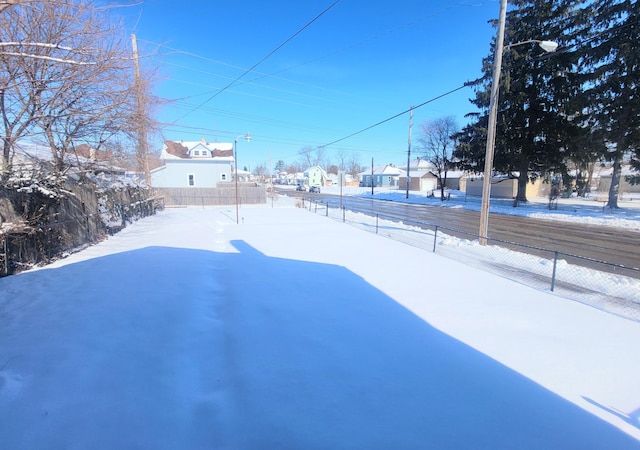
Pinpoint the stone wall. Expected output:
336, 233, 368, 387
0, 176, 162, 276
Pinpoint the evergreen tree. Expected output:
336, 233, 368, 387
581, 0, 640, 207
455, 0, 590, 204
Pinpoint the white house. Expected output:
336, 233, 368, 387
304, 165, 328, 187
151, 139, 234, 188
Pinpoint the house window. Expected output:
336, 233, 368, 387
221, 173, 227, 181
188, 174, 195, 186
194, 150, 200, 156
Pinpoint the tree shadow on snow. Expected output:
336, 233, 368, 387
0, 242, 638, 449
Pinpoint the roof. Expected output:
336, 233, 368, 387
358, 164, 405, 176
402, 169, 436, 178
303, 165, 328, 176
161, 140, 234, 160
12, 141, 125, 174
594, 163, 636, 177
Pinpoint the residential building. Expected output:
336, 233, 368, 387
304, 165, 328, 187
151, 139, 233, 188
358, 164, 405, 187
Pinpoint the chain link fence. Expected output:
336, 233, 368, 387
301, 197, 640, 322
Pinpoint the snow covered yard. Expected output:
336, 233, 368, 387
1, 203, 640, 448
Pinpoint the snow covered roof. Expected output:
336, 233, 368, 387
358, 164, 405, 176
594, 163, 636, 177
161, 140, 234, 161
409, 157, 433, 170
12, 141, 125, 174
303, 165, 328, 176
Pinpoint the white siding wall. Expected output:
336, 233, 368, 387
151, 160, 232, 188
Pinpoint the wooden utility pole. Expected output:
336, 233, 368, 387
478, 0, 507, 245
406, 106, 413, 199
131, 33, 151, 186
371, 157, 374, 196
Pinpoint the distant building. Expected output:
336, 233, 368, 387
358, 164, 404, 187
304, 165, 328, 187
398, 170, 437, 192
151, 139, 234, 188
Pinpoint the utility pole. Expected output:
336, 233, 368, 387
371, 157, 374, 196
269, 150, 273, 208
406, 106, 413, 199
478, 0, 507, 245
131, 34, 150, 186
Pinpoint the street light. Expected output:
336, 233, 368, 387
478, 0, 558, 245
234, 132, 251, 224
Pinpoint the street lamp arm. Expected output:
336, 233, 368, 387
235, 132, 251, 143
505, 39, 558, 53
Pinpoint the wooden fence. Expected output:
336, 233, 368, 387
154, 184, 266, 207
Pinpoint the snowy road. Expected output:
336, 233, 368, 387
1, 204, 640, 448
285, 189, 640, 269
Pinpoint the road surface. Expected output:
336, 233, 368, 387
279, 189, 640, 272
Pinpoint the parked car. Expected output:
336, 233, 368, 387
296, 184, 308, 191
309, 185, 321, 193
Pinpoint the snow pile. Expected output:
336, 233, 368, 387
1, 205, 640, 448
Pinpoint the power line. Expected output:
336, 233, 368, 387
175, 0, 341, 123
320, 83, 469, 149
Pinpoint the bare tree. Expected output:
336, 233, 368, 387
297, 145, 326, 169
0, 0, 26, 14
286, 161, 303, 174
253, 162, 267, 181
0, 1, 150, 177
335, 148, 348, 172
347, 154, 363, 178
417, 116, 458, 200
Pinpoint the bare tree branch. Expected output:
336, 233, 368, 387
1, 0, 158, 176
417, 116, 459, 201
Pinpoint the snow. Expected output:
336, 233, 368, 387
1, 199, 640, 448
293, 183, 640, 231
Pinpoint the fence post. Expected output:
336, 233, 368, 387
326, 202, 329, 217
433, 226, 438, 253
376, 214, 379, 234
551, 251, 559, 292
342, 207, 345, 223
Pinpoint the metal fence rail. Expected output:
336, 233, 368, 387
302, 197, 640, 322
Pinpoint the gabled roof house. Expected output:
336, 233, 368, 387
151, 139, 234, 188
304, 165, 328, 186
358, 164, 405, 187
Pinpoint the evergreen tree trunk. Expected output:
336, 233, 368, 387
607, 148, 623, 209
514, 155, 529, 205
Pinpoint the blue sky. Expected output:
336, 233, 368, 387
120, 1, 500, 170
